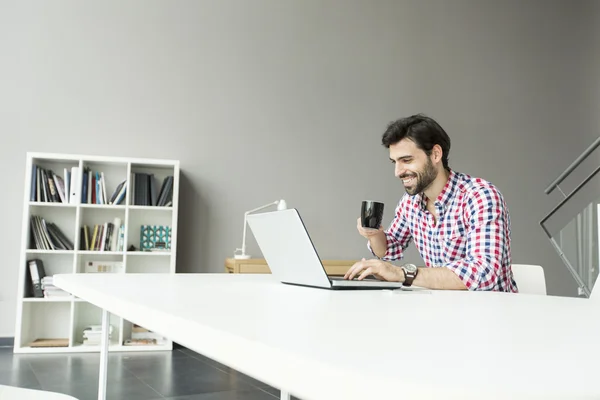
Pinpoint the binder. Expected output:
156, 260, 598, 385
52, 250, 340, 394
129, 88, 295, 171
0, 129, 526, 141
28, 259, 46, 298
69, 166, 80, 204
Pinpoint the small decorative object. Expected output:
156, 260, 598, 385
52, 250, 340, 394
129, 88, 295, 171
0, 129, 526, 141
86, 261, 124, 273
140, 225, 171, 251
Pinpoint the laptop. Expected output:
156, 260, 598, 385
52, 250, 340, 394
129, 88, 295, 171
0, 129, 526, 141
246, 208, 411, 290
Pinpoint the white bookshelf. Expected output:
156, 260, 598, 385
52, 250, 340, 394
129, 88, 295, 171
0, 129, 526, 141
14, 152, 180, 354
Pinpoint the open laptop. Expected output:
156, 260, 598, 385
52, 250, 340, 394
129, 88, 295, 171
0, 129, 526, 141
246, 208, 412, 290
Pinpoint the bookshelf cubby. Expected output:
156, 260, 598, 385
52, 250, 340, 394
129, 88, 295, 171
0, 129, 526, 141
14, 152, 179, 354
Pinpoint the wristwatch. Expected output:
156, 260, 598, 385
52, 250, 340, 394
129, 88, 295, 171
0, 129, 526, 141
401, 264, 418, 287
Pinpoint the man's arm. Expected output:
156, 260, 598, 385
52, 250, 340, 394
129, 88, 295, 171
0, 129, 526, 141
367, 199, 412, 261
367, 230, 387, 258
412, 267, 467, 290
346, 259, 467, 289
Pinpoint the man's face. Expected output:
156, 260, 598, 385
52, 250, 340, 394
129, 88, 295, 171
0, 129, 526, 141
389, 138, 438, 196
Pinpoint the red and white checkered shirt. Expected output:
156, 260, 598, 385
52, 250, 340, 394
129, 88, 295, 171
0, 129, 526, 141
370, 169, 518, 292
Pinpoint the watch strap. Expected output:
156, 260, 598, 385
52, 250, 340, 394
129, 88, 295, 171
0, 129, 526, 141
402, 266, 417, 287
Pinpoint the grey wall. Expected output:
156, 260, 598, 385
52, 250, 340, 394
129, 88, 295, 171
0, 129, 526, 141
0, 0, 598, 336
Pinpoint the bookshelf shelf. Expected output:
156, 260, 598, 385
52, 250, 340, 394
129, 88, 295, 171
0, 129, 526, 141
128, 206, 172, 211
15, 152, 179, 354
80, 204, 127, 210
22, 297, 74, 303
25, 250, 75, 255
126, 251, 171, 256
29, 202, 77, 208
77, 251, 124, 256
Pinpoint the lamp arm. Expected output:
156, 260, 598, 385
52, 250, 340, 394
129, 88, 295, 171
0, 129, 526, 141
244, 201, 279, 215
240, 214, 249, 254
238, 201, 279, 255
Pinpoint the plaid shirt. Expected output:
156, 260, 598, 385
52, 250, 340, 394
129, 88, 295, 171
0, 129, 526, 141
370, 169, 517, 292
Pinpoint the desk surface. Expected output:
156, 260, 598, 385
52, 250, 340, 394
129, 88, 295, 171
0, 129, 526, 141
54, 273, 600, 400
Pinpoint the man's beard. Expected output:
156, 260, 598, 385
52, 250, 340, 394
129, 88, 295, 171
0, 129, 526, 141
400, 158, 438, 196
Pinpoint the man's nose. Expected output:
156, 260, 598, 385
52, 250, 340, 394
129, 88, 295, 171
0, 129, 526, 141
395, 165, 405, 178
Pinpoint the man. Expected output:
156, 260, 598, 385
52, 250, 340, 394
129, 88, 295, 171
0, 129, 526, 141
345, 114, 517, 292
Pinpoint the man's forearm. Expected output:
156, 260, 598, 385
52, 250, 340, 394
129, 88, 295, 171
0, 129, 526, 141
413, 267, 467, 290
369, 231, 388, 258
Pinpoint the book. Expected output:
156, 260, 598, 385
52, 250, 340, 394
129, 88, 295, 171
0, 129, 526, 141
124, 338, 157, 346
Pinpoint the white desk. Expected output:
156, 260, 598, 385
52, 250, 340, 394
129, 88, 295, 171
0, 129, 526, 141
54, 273, 600, 400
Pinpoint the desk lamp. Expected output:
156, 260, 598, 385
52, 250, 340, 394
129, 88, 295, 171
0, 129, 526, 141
233, 199, 287, 259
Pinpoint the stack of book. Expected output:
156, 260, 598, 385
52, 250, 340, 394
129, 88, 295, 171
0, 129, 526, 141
131, 173, 173, 206
30, 165, 70, 203
123, 324, 165, 346
30, 216, 74, 250
41, 276, 70, 298
82, 325, 113, 346
80, 217, 124, 251
82, 167, 127, 205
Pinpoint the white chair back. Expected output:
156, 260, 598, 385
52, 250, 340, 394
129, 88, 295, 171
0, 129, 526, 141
511, 264, 547, 295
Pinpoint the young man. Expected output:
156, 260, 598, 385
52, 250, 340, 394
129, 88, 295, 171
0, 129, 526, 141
345, 114, 518, 292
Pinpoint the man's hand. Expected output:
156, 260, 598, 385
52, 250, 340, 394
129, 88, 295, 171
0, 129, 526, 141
344, 258, 404, 282
356, 217, 384, 239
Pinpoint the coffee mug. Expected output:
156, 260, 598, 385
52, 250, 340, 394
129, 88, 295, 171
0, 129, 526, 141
361, 200, 385, 229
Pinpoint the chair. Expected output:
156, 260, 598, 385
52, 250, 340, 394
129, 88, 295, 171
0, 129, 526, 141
511, 264, 547, 295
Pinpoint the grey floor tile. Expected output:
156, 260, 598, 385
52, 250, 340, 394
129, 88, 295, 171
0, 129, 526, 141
42, 375, 163, 400
183, 351, 272, 389
164, 388, 279, 399
0, 354, 32, 374
32, 359, 135, 387
255, 387, 302, 400
0, 368, 42, 390
0, 345, 292, 400
115, 349, 191, 362
179, 350, 231, 371
140, 367, 255, 398
224, 369, 273, 389
123, 354, 222, 380
256, 386, 279, 397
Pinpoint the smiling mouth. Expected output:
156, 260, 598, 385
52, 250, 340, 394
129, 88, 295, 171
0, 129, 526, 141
402, 176, 416, 185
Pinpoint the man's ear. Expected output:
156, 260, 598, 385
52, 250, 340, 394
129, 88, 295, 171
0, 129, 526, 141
432, 144, 443, 163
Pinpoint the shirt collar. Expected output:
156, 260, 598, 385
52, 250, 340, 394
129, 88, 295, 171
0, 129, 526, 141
418, 169, 458, 211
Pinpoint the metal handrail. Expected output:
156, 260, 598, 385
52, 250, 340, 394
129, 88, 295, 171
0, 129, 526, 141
539, 165, 600, 298
544, 136, 600, 195
540, 165, 600, 227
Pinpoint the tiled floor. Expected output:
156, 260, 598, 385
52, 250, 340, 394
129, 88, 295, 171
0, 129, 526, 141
0, 345, 290, 400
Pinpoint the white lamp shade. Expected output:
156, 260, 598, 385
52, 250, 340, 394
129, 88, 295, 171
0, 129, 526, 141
277, 199, 287, 210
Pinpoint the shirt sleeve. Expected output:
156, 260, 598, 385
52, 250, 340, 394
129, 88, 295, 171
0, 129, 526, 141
367, 198, 413, 261
443, 186, 509, 290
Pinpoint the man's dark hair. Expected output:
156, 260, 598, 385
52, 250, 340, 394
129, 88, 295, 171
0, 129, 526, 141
381, 114, 451, 170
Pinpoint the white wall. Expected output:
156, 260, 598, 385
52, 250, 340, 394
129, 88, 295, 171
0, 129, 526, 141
0, 0, 597, 336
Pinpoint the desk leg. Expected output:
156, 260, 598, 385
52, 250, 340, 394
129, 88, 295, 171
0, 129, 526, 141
280, 390, 291, 400
98, 309, 110, 400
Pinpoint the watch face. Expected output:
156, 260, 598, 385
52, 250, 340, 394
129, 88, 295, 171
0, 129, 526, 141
404, 264, 417, 273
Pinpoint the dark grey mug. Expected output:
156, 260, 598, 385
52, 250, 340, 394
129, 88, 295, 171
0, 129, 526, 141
361, 200, 384, 229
